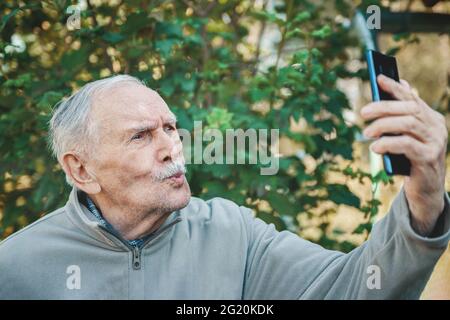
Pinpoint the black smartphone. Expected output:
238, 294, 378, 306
366, 50, 411, 176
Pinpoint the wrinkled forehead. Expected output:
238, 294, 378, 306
90, 83, 175, 132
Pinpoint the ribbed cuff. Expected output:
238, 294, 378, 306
395, 186, 450, 248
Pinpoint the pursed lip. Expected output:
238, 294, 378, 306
167, 171, 184, 179
165, 171, 185, 186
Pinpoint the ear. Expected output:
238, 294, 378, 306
61, 152, 101, 194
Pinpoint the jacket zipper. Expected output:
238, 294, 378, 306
132, 247, 141, 270
99, 217, 182, 271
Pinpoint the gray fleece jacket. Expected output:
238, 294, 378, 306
0, 186, 449, 299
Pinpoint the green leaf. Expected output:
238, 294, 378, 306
4, 73, 32, 88
102, 32, 125, 44
206, 107, 233, 130
0, 8, 19, 32
155, 39, 176, 57
311, 25, 332, 39
36, 91, 64, 111
159, 80, 175, 97
155, 21, 183, 38
60, 47, 90, 74
121, 12, 150, 34
327, 184, 360, 208
292, 11, 311, 24
266, 192, 297, 216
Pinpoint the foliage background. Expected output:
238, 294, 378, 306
0, 0, 448, 252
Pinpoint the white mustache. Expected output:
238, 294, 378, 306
153, 160, 186, 181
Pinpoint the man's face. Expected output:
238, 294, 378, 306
86, 83, 191, 214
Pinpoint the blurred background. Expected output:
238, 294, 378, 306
0, 0, 449, 252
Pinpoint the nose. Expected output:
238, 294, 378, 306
156, 129, 177, 164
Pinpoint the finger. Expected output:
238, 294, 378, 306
361, 100, 422, 121
363, 115, 429, 142
400, 79, 411, 90
370, 135, 427, 164
377, 74, 415, 101
400, 79, 424, 103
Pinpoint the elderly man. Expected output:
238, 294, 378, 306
0, 74, 449, 299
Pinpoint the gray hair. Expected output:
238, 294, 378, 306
48, 74, 144, 185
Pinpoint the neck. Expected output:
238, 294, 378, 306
89, 193, 171, 241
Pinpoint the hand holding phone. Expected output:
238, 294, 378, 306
366, 50, 411, 176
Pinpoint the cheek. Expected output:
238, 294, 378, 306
95, 147, 156, 181
123, 148, 157, 178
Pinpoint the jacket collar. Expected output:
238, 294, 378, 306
64, 187, 183, 251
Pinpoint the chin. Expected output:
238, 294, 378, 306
176, 193, 191, 210
168, 182, 191, 211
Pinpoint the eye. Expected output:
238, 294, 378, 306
164, 124, 176, 133
131, 131, 146, 141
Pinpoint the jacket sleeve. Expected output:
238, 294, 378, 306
241, 187, 450, 299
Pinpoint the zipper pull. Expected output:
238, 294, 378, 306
132, 247, 141, 270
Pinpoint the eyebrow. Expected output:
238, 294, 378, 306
165, 114, 177, 125
126, 123, 158, 134
123, 115, 178, 138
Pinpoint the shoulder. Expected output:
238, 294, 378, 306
182, 196, 253, 222
178, 196, 256, 235
0, 206, 74, 298
0, 206, 69, 255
